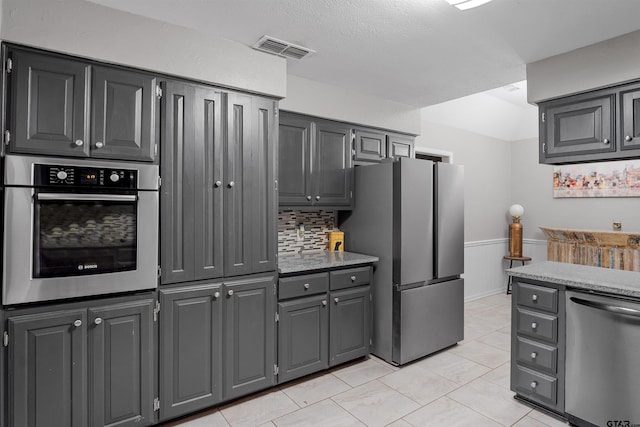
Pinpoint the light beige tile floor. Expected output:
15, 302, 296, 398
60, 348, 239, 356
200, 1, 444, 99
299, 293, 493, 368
162, 292, 568, 426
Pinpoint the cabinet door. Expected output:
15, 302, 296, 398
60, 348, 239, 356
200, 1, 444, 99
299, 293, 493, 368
224, 276, 276, 400
329, 286, 370, 366
354, 128, 386, 162
159, 284, 223, 421
10, 49, 90, 157
620, 86, 640, 151
193, 87, 224, 280
387, 134, 414, 159
91, 66, 157, 162
8, 309, 88, 427
160, 81, 196, 284
278, 295, 329, 383
314, 120, 353, 207
278, 113, 313, 206
89, 299, 155, 427
251, 98, 277, 273
541, 94, 615, 160
224, 93, 253, 277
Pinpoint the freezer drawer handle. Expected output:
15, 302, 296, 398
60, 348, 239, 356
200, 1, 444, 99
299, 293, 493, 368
570, 296, 640, 318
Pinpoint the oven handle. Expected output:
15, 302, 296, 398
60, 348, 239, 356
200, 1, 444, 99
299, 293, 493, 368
36, 193, 138, 202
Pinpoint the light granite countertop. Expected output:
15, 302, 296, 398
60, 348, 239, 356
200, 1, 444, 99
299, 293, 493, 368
278, 251, 379, 275
508, 261, 640, 298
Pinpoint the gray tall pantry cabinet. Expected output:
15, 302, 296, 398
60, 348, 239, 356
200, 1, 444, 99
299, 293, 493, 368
158, 78, 278, 421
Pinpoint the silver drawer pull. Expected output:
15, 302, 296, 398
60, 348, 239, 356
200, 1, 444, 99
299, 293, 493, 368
304, 283, 310, 290
95, 141, 104, 149
322, 300, 327, 306
227, 290, 234, 296
625, 135, 633, 142
94, 317, 102, 325
531, 322, 538, 329
73, 319, 82, 327
74, 139, 84, 147
227, 181, 235, 188
214, 180, 222, 188
603, 138, 610, 145
350, 275, 356, 282
213, 291, 220, 299
334, 297, 339, 304
531, 351, 538, 359
532, 294, 538, 302
530, 381, 538, 389
306, 195, 312, 201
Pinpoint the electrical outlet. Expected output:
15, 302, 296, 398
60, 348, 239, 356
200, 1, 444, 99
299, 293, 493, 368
297, 224, 305, 242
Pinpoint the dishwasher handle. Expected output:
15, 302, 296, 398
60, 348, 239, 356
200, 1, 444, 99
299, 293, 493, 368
570, 296, 640, 318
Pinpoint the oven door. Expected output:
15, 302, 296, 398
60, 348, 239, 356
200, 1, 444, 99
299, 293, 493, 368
3, 187, 159, 305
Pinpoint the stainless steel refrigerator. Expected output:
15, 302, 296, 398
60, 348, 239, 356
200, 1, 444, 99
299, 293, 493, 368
339, 158, 464, 365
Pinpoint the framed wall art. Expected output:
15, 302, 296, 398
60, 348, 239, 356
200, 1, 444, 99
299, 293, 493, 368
553, 159, 640, 198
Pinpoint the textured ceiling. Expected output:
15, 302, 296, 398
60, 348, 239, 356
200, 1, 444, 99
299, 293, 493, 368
86, 0, 640, 107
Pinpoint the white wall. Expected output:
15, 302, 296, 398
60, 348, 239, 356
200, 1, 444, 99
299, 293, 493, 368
280, 75, 421, 135
510, 138, 640, 239
1, 0, 286, 98
527, 30, 640, 103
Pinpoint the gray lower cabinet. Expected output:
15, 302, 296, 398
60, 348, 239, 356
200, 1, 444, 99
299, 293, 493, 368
278, 112, 353, 209
160, 80, 276, 284
223, 275, 276, 400
6, 294, 156, 427
158, 283, 223, 421
7, 45, 158, 162
510, 279, 565, 414
329, 286, 371, 366
276, 266, 371, 384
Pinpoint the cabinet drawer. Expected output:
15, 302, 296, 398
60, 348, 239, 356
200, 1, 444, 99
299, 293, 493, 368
516, 283, 558, 313
514, 365, 557, 405
515, 336, 558, 374
279, 273, 329, 300
516, 308, 558, 343
330, 266, 371, 290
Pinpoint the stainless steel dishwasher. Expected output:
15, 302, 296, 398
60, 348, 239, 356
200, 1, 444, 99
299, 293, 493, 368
566, 290, 640, 427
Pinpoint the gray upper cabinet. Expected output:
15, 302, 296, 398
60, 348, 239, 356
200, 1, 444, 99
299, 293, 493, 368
7, 46, 158, 162
387, 133, 414, 160
278, 112, 353, 209
539, 79, 640, 164
158, 283, 223, 421
6, 294, 156, 427
354, 128, 386, 162
160, 82, 276, 284
223, 275, 276, 400
620, 84, 640, 151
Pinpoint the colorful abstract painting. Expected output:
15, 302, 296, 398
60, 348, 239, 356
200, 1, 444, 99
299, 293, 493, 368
553, 160, 640, 198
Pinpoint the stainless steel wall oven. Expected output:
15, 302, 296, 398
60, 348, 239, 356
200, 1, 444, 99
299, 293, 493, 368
3, 155, 159, 305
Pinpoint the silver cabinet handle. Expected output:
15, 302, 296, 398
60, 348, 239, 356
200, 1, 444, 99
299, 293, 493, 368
306, 195, 312, 201
531, 352, 537, 359
626, 135, 633, 142
530, 381, 538, 389
94, 317, 102, 325
73, 319, 83, 327
350, 275, 356, 282
531, 322, 538, 329
304, 283, 310, 290
95, 141, 104, 149
214, 181, 222, 188
334, 297, 339, 304
532, 294, 538, 302
213, 291, 220, 299
315, 196, 321, 201
603, 138, 610, 145
227, 181, 235, 188
322, 300, 327, 306
74, 139, 84, 147
227, 290, 234, 296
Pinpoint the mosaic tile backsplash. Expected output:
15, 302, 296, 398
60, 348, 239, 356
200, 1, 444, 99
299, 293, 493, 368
278, 210, 338, 253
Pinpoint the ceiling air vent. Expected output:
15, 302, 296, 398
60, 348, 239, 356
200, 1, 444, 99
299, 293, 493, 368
252, 36, 315, 60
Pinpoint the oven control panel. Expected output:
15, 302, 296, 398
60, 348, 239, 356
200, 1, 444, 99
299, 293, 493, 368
34, 164, 138, 188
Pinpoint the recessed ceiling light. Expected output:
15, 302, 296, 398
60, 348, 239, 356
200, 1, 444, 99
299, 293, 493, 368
446, 0, 493, 10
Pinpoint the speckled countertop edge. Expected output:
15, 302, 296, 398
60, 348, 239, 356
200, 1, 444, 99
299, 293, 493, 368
278, 251, 379, 275
508, 261, 640, 298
